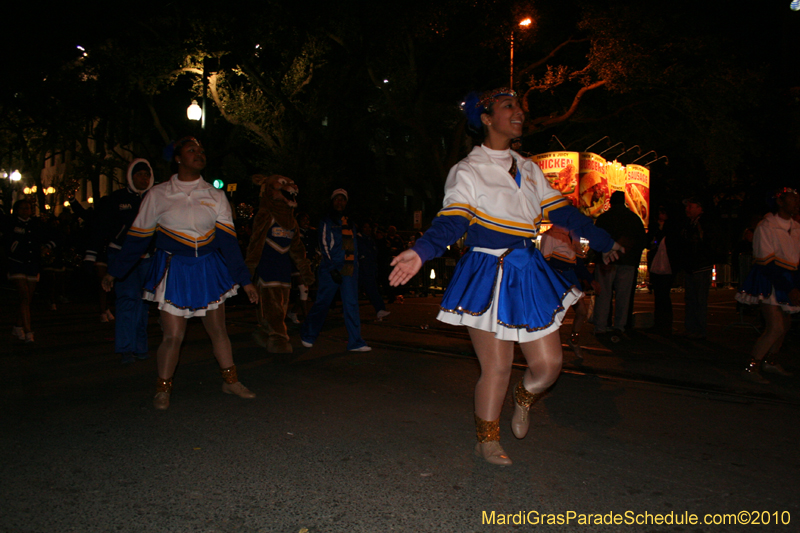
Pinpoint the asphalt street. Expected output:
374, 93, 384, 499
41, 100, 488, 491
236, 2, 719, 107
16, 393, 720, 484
2, 284, 799, 532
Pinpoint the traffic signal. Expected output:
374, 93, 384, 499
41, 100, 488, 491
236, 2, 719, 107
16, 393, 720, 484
212, 178, 224, 189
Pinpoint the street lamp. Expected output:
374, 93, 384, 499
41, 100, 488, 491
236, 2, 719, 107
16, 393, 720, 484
510, 18, 533, 88
10, 170, 21, 181
187, 100, 202, 121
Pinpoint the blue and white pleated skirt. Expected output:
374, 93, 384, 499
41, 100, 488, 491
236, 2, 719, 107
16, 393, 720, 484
438, 246, 582, 342
143, 249, 239, 318
735, 265, 800, 313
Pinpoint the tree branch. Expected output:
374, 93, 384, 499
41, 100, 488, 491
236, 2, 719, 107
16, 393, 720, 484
207, 73, 278, 150
524, 80, 607, 134
516, 37, 589, 81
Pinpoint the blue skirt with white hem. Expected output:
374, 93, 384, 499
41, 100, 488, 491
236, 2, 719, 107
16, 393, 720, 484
438, 246, 582, 342
735, 265, 800, 313
142, 249, 239, 318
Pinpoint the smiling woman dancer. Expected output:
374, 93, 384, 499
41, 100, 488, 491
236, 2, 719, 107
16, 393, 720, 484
103, 137, 259, 410
389, 88, 622, 466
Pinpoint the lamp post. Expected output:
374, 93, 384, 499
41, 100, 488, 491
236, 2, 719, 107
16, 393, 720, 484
510, 18, 532, 88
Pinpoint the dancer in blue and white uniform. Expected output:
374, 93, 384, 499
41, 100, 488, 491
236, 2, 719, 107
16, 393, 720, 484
390, 88, 622, 465
736, 187, 800, 383
103, 137, 259, 410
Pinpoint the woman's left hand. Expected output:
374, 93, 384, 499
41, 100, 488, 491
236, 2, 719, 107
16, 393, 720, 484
602, 241, 625, 264
243, 283, 259, 304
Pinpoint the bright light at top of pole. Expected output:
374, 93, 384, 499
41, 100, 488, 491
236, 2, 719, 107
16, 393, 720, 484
519, 18, 532, 27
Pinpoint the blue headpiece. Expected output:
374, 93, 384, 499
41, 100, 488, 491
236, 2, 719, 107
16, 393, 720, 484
163, 136, 201, 162
461, 88, 517, 130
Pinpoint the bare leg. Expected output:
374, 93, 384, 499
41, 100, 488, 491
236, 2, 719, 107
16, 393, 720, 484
508, 330, 563, 440
468, 327, 514, 465
468, 327, 514, 421
200, 305, 234, 369
202, 305, 255, 398
157, 310, 187, 380
751, 303, 787, 362
767, 311, 792, 355
518, 330, 563, 394
14, 278, 36, 333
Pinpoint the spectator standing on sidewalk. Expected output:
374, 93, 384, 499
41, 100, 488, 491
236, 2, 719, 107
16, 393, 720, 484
678, 195, 724, 339
87, 159, 155, 364
646, 204, 680, 335
592, 191, 646, 339
301, 189, 371, 352
736, 187, 800, 383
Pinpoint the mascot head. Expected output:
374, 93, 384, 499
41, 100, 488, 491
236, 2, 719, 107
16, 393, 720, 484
252, 174, 299, 209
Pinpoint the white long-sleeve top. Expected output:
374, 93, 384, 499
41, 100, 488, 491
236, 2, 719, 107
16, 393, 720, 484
108, 174, 250, 287
753, 212, 800, 270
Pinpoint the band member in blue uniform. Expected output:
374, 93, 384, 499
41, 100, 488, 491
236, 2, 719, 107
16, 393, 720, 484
87, 159, 155, 364
301, 189, 371, 352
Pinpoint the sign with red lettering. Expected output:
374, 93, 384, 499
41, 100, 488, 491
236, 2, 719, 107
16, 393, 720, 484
624, 164, 650, 228
531, 152, 580, 210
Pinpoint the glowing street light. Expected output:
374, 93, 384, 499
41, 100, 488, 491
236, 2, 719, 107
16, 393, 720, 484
510, 18, 533, 88
187, 100, 202, 121
10, 170, 21, 181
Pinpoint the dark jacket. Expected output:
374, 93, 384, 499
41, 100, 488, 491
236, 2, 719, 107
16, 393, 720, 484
85, 158, 154, 262
6, 216, 56, 271
594, 204, 647, 267
678, 214, 724, 273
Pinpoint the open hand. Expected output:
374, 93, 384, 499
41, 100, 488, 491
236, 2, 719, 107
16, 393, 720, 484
389, 249, 422, 287
242, 283, 259, 304
602, 242, 625, 264
101, 274, 115, 292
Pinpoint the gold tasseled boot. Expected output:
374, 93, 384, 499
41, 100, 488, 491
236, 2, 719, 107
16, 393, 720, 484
473, 415, 512, 466
511, 381, 545, 439
220, 365, 256, 399
154, 377, 173, 410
